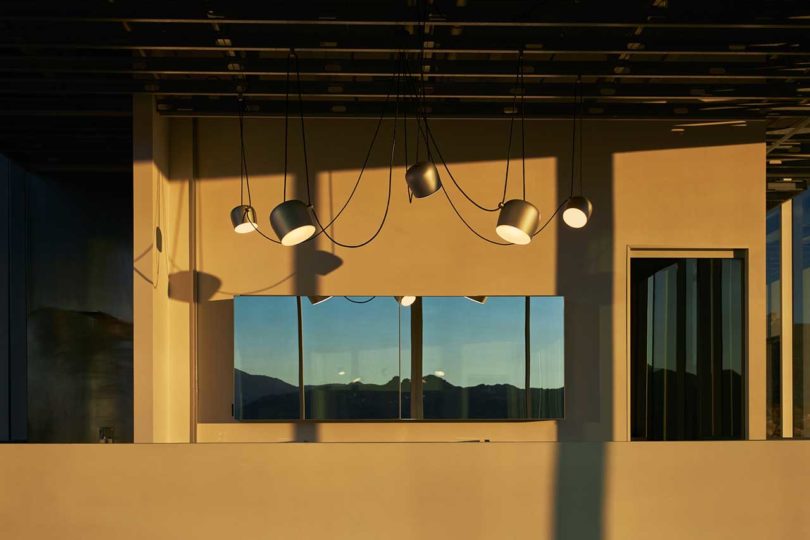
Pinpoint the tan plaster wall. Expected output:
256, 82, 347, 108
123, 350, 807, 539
0, 441, 807, 539
175, 116, 764, 442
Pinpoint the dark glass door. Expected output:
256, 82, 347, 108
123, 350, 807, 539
631, 258, 744, 440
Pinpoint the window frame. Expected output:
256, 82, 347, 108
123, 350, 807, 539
626, 247, 749, 441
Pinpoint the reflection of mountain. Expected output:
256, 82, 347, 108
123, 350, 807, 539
28, 308, 133, 442
235, 369, 563, 420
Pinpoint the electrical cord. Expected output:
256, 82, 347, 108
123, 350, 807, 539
344, 296, 376, 304
298, 52, 399, 248
401, 59, 503, 213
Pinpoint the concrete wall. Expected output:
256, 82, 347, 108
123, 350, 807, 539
0, 441, 807, 539
147, 112, 764, 442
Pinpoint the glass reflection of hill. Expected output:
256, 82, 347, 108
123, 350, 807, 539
235, 369, 563, 420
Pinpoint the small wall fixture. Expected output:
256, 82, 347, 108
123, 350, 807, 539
465, 296, 488, 304
395, 295, 417, 307
562, 196, 593, 229
307, 295, 333, 305
230, 204, 258, 234
496, 200, 540, 245
270, 200, 316, 246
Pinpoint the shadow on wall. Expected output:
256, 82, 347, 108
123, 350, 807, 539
140, 116, 762, 533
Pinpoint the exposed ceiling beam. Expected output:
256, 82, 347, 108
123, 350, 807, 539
1, 56, 808, 80
2, 15, 810, 30
767, 118, 810, 154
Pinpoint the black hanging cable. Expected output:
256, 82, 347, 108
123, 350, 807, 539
282, 53, 291, 202
239, 94, 282, 244
401, 52, 413, 203
417, 2, 428, 161
500, 52, 524, 206
402, 58, 501, 212
239, 101, 253, 208
440, 187, 511, 246
300, 55, 399, 248
578, 77, 584, 196
238, 94, 245, 206
344, 296, 376, 304
531, 199, 568, 238
569, 76, 579, 198
292, 51, 313, 207
251, 52, 394, 246
520, 52, 527, 201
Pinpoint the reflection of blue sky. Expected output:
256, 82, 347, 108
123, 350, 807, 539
302, 298, 400, 385
530, 297, 565, 389
423, 297, 525, 387
235, 296, 299, 385
235, 295, 565, 389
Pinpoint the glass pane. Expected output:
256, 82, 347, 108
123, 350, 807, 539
233, 296, 300, 420
766, 207, 781, 438
529, 297, 565, 419
422, 296, 527, 419
721, 259, 744, 437
631, 258, 744, 440
793, 190, 810, 437
399, 305, 412, 419
302, 297, 401, 420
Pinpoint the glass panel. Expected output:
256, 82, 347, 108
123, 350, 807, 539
766, 207, 781, 438
421, 296, 527, 419
793, 190, 810, 437
302, 297, 401, 420
529, 297, 565, 419
233, 295, 565, 421
721, 259, 744, 437
233, 296, 300, 420
631, 258, 744, 440
399, 305, 412, 419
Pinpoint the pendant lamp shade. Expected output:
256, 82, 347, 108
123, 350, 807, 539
496, 199, 540, 245
270, 200, 316, 246
395, 295, 417, 307
405, 161, 442, 198
562, 196, 593, 229
230, 205, 258, 234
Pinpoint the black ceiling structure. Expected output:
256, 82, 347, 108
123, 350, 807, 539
0, 1, 808, 203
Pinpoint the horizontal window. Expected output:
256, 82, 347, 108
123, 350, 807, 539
234, 296, 564, 421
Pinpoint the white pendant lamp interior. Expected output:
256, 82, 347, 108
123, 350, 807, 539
562, 196, 593, 229
563, 76, 593, 230
230, 204, 257, 234
496, 200, 540, 245
395, 295, 417, 307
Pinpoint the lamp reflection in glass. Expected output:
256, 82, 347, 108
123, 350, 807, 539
230, 205, 258, 234
496, 199, 540, 245
395, 295, 417, 307
270, 200, 316, 246
405, 161, 442, 198
562, 196, 593, 229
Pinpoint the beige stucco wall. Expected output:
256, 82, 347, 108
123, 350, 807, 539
0, 102, 786, 539
1, 441, 807, 539
162, 113, 764, 442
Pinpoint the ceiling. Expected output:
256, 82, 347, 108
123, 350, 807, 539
0, 0, 808, 203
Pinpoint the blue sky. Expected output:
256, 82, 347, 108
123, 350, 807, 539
234, 295, 564, 389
